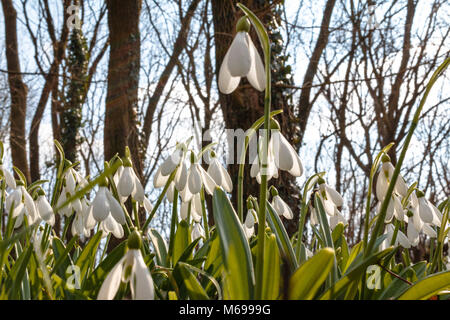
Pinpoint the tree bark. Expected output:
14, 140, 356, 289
211, 0, 300, 235
104, 0, 142, 175
1, 0, 30, 182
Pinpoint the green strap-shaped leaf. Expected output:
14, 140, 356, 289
213, 187, 254, 299
177, 262, 210, 300
261, 234, 281, 300
172, 220, 191, 265
397, 271, 450, 300
319, 247, 394, 300
75, 231, 103, 286
83, 241, 127, 297
149, 228, 168, 267
289, 248, 335, 300
266, 201, 298, 272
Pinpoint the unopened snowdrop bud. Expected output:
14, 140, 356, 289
128, 229, 142, 250
272, 194, 293, 219
218, 17, 265, 94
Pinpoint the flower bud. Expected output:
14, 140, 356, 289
236, 16, 251, 33
127, 229, 142, 250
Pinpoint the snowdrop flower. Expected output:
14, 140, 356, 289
180, 153, 217, 203
180, 195, 202, 223
143, 196, 153, 214
376, 193, 404, 223
98, 231, 154, 300
329, 209, 347, 230
251, 121, 303, 183
153, 143, 188, 190
381, 224, 411, 250
271, 188, 293, 220
207, 152, 232, 193
218, 17, 265, 94
376, 155, 408, 201
243, 207, 258, 239
191, 223, 205, 241
35, 189, 55, 226
317, 178, 343, 216
0, 164, 16, 189
5, 181, 39, 227
116, 158, 145, 204
92, 185, 126, 224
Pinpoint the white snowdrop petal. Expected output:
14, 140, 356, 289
1, 167, 16, 189
199, 166, 217, 195
272, 132, 294, 172
396, 230, 411, 248
118, 167, 135, 198
245, 34, 266, 91
92, 187, 110, 222
175, 161, 188, 191
325, 185, 343, 207
97, 257, 124, 300
107, 191, 126, 225
143, 197, 153, 213
376, 172, 388, 201
407, 221, 420, 246
153, 166, 168, 189
191, 223, 205, 241
167, 182, 175, 203
395, 175, 408, 198
219, 163, 233, 193
132, 250, 154, 300
418, 198, 433, 223
180, 201, 189, 220
430, 203, 442, 227
161, 150, 182, 176
207, 159, 223, 188
245, 209, 256, 228
423, 224, 437, 238
227, 32, 252, 77
188, 165, 202, 195
218, 49, 241, 94
132, 175, 145, 203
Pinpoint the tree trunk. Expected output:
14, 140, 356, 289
211, 0, 300, 235
104, 0, 142, 176
1, 0, 30, 183
105, 0, 142, 251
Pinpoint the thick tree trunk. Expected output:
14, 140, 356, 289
105, 0, 142, 251
1, 0, 30, 183
104, 0, 142, 176
211, 0, 300, 235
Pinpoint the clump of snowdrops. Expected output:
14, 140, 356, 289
0, 4, 449, 300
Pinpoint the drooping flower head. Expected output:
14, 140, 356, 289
97, 230, 154, 300
218, 17, 265, 94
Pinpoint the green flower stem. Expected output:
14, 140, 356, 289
237, 110, 283, 222
167, 188, 179, 266
142, 169, 177, 232
200, 187, 209, 240
362, 143, 394, 250
237, 3, 271, 300
365, 57, 449, 256
295, 172, 325, 262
